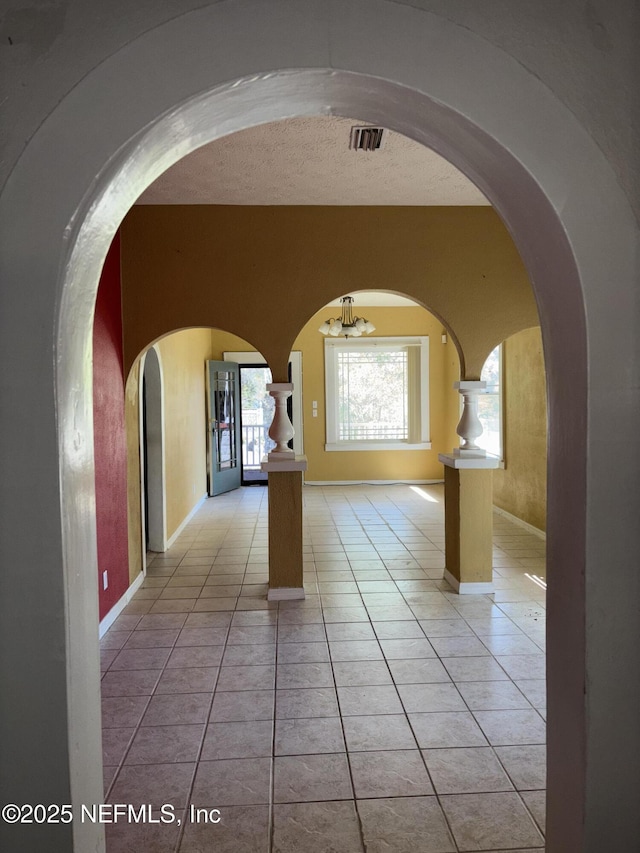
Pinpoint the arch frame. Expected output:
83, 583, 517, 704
140, 345, 167, 556
0, 2, 637, 851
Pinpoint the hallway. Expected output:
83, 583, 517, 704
100, 484, 546, 852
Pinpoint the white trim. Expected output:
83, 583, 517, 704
304, 479, 444, 486
455, 380, 486, 390
224, 350, 304, 455
444, 568, 494, 595
493, 504, 547, 540
166, 493, 207, 549
98, 571, 145, 638
267, 587, 306, 601
324, 336, 430, 449
439, 453, 500, 469
140, 345, 167, 556
138, 359, 147, 573
325, 441, 432, 451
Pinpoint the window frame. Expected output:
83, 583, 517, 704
477, 343, 505, 464
324, 336, 431, 452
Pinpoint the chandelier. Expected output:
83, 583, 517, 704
318, 296, 376, 338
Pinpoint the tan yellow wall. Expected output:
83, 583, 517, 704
121, 206, 539, 380
444, 332, 462, 452
209, 305, 461, 482
493, 327, 548, 532
119, 207, 544, 532
208, 330, 261, 361
125, 362, 142, 583
156, 328, 214, 539
125, 329, 215, 562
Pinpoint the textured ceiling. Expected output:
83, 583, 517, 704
137, 116, 489, 206
326, 292, 418, 307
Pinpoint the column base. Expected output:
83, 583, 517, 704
267, 587, 306, 601
453, 447, 486, 458
439, 452, 499, 469
261, 453, 308, 472
444, 568, 494, 595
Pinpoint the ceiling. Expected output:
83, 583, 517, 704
137, 116, 489, 206
326, 292, 418, 307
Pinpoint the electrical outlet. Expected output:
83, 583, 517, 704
103, 571, 108, 590
312, 410, 318, 418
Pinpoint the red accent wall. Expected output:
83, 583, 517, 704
93, 232, 130, 620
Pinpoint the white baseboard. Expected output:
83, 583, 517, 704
267, 587, 306, 601
166, 493, 207, 548
99, 570, 145, 638
444, 568, 494, 595
492, 505, 546, 540
304, 479, 444, 486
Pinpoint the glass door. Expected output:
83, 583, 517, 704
206, 361, 242, 496
239, 365, 275, 484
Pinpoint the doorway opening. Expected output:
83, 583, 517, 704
223, 350, 304, 489
238, 363, 276, 484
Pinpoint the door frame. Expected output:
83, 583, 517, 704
224, 351, 304, 457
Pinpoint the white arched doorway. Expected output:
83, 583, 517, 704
0, 4, 637, 851
140, 346, 166, 555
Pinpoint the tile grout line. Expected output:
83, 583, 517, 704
171, 591, 232, 853
268, 599, 280, 853
324, 594, 371, 853
102, 600, 187, 806
134, 544, 222, 849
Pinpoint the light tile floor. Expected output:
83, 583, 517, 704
101, 484, 546, 852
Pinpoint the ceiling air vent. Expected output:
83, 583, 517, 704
349, 126, 386, 152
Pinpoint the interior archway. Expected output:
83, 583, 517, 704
294, 290, 462, 484
23, 73, 593, 853
1, 4, 637, 851
141, 346, 166, 555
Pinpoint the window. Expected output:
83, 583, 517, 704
477, 344, 503, 459
324, 336, 430, 451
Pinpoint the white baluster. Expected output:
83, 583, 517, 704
267, 382, 295, 457
454, 381, 486, 457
